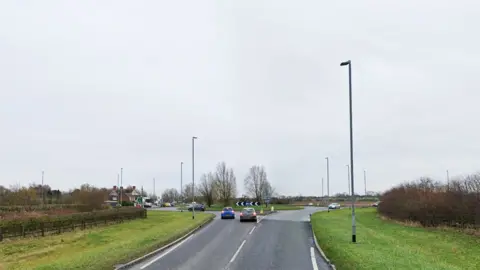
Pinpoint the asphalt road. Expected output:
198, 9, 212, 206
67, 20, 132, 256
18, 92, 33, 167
125, 207, 330, 270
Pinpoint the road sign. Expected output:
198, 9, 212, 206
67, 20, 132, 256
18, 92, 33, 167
236, 201, 259, 207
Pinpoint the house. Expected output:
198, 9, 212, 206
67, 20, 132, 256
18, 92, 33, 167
107, 185, 142, 203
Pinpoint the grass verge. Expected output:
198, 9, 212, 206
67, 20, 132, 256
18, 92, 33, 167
0, 211, 214, 270
311, 208, 480, 270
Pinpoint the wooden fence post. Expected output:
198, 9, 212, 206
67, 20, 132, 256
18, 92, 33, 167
0, 227, 3, 242
41, 222, 45, 237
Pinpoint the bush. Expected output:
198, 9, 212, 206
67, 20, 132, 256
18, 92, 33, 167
0, 207, 147, 241
0, 204, 86, 212
121, 201, 135, 207
378, 175, 480, 228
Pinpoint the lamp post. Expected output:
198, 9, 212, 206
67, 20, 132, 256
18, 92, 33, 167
181, 161, 184, 203
340, 59, 356, 243
192, 136, 198, 219
325, 157, 330, 199
364, 169, 367, 195
347, 165, 352, 196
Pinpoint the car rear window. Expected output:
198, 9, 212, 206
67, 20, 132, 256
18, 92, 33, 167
243, 208, 254, 213
224, 207, 233, 211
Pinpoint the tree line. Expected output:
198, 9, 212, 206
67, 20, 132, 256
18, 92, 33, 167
161, 162, 276, 207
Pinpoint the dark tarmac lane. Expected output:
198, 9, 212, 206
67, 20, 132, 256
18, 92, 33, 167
125, 208, 330, 270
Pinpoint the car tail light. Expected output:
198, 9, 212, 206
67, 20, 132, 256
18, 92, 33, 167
240, 213, 243, 216
232, 210, 235, 213
253, 212, 257, 216
221, 211, 224, 214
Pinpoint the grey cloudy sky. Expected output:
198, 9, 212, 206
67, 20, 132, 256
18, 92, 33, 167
1, 0, 478, 196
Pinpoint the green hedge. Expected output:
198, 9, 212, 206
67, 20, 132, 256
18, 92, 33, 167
0, 207, 146, 241
0, 204, 87, 212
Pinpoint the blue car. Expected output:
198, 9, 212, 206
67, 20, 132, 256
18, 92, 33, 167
221, 207, 235, 219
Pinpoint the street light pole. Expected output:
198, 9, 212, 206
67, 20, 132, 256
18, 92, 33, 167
180, 162, 184, 202
192, 136, 198, 219
364, 169, 367, 195
325, 157, 330, 198
446, 169, 450, 190
321, 177, 324, 197
41, 171, 45, 206
120, 168, 123, 205
341, 59, 356, 243
346, 164, 351, 195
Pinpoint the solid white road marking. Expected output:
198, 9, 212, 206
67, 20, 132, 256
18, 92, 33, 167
229, 240, 247, 263
249, 226, 256, 235
310, 247, 319, 270
140, 234, 195, 269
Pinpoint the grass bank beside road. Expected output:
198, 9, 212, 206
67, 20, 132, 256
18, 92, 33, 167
311, 208, 480, 270
0, 211, 214, 270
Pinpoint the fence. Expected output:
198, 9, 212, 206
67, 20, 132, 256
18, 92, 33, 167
0, 207, 146, 241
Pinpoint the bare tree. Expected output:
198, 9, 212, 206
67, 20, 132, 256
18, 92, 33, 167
244, 165, 274, 205
215, 162, 237, 206
161, 188, 180, 203
197, 172, 217, 207
182, 183, 195, 202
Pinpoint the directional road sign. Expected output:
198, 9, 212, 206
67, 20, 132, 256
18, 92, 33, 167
236, 201, 259, 206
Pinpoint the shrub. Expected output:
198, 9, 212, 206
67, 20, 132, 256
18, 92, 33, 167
0, 204, 86, 212
378, 175, 480, 228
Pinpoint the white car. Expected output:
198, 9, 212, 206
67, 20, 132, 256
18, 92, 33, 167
328, 203, 341, 209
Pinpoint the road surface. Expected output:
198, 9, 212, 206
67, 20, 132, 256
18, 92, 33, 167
124, 207, 330, 270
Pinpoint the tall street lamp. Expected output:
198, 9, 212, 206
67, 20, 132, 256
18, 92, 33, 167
325, 157, 330, 198
346, 164, 351, 195
180, 161, 184, 203
364, 169, 367, 195
192, 136, 198, 219
341, 59, 356, 243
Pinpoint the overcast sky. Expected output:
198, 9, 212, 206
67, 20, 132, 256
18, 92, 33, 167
0, 0, 478, 196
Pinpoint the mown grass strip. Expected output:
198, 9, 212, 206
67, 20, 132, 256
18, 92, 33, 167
0, 211, 214, 270
311, 208, 480, 270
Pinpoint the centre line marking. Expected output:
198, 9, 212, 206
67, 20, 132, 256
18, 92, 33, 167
229, 240, 247, 263
249, 226, 256, 235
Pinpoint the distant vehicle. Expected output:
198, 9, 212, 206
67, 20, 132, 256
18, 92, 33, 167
372, 201, 381, 207
221, 207, 235, 219
188, 203, 205, 212
328, 203, 341, 209
239, 208, 257, 222
308, 202, 313, 206
163, 202, 172, 207
143, 197, 153, 208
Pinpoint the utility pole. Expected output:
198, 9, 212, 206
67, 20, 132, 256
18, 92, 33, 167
153, 178, 156, 198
